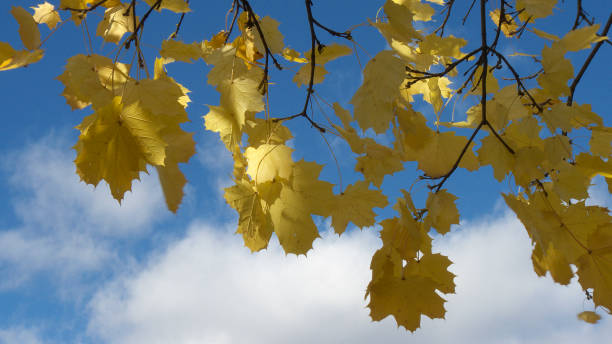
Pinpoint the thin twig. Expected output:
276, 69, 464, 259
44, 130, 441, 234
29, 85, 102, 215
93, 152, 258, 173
312, 17, 352, 39
491, 49, 542, 112
405, 47, 482, 86
568, 12, 612, 106
170, 0, 189, 39
240, 0, 282, 92
272, 0, 326, 133
124, 0, 162, 49
431, 122, 483, 192
433, 0, 456, 36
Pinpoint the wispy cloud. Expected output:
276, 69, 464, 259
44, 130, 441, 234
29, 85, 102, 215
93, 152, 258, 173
0, 327, 44, 344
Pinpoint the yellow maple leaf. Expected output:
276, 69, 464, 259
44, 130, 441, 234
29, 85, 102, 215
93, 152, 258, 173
413, 131, 478, 178
96, 4, 134, 44
576, 225, 612, 311
224, 178, 275, 252
204, 46, 250, 86
57, 54, 130, 110
396, 106, 434, 153
477, 134, 515, 181
244, 144, 294, 184
155, 124, 195, 213
540, 103, 576, 133
441, 100, 509, 132
537, 43, 573, 97
250, 16, 284, 55
550, 162, 590, 201
0, 42, 43, 71
401, 77, 453, 115
160, 40, 204, 63
11, 6, 41, 51
366, 253, 447, 332
516, 0, 557, 21
351, 50, 405, 133
425, 189, 460, 235
292, 64, 327, 87
293, 43, 351, 87
560, 24, 606, 52
266, 160, 335, 255
469, 65, 499, 96
380, 217, 431, 260
513, 146, 546, 188
203, 104, 240, 150
281, 47, 308, 63
144, 0, 190, 13
218, 71, 265, 128
404, 253, 455, 294
505, 192, 610, 285
575, 153, 612, 179
244, 118, 293, 148
355, 141, 404, 188
419, 34, 467, 59
74, 97, 167, 201
330, 181, 388, 234
382, 0, 421, 42
530, 28, 560, 41
333, 102, 353, 129
268, 185, 319, 255
489, 9, 518, 37
590, 126, 612, 157
542, 135, 571, 170
286, 160, 336, 218
31, 2, 61, 30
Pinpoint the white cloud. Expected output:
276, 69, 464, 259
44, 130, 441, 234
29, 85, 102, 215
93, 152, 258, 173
0, 229, 113, 289
587, 176, 611, 209
0, 327, 43, 344
87, 211, 612, 344
0, 135, 166, 290
7, 136, 166, 236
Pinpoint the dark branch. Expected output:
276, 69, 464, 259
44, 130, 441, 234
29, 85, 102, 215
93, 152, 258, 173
491, 49, 543, 113
170, 0, 189, 39
124, 0, 162, 50
405, 47, 482, 86
312, 18, 352, 40
568, 12, 612, 106
433, 0, 456, 36
224, 0, 240, 44
240, 0, 283, 92
431, 122, 483, 192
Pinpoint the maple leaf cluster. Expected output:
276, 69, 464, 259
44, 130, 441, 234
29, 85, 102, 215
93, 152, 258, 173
1, 0, 611, 332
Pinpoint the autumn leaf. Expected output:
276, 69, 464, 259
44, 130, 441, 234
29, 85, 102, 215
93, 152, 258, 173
330, 181, 388, 234
425, 189, 460, 235
32, 2, 61, 29
11, 6, 41, 51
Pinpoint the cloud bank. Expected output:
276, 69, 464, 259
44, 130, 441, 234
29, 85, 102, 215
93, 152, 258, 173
88, 213, 612, 344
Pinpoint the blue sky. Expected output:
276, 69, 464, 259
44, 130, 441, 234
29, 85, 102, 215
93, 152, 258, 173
0, 1, 611, 343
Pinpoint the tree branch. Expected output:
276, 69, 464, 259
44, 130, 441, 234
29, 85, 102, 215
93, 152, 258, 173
272, 0, 326, 133
567, 11, 612, 106
170, 0, 189, 39
491, 49, 543, 113
240, 0, 283, 92
433, 0, 456, 36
